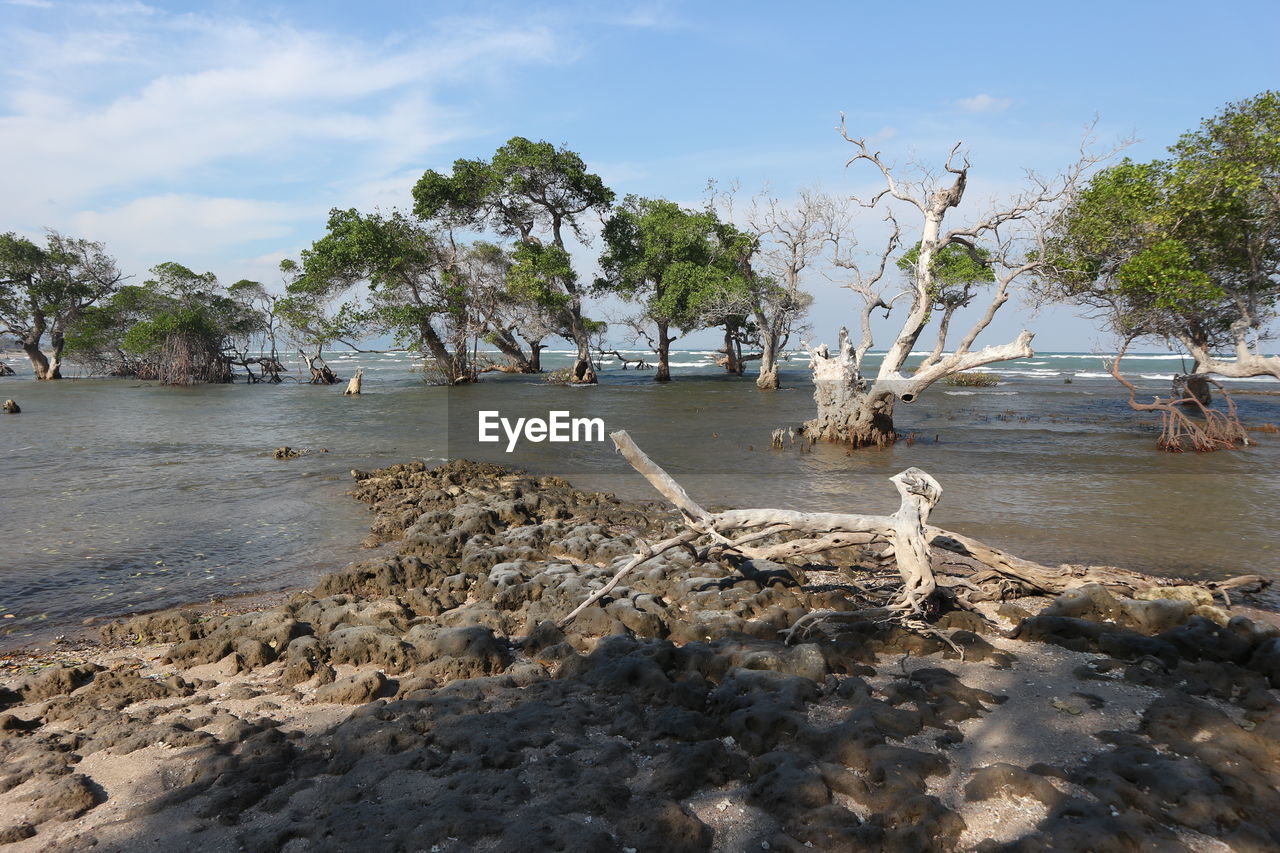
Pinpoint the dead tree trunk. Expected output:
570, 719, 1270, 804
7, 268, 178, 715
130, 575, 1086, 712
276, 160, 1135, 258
560, 431, 938, 623
798, 122, 1109, 447
343, 367, 364, 396
558, 431, 1269, 630
804, 329, 898, 447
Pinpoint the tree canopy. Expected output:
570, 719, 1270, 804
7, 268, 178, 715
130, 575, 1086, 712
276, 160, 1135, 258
413, 136, 614, 382
66, 262, 263, 383
0, 230, 124, 379
597, 196, 750, 380
1043, 91, 1280, 378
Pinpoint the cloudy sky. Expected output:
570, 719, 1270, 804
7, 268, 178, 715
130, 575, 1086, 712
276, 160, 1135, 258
3, 0, 1276, 350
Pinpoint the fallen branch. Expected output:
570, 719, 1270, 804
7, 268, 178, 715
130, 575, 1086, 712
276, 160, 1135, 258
557, 430, 1269, 628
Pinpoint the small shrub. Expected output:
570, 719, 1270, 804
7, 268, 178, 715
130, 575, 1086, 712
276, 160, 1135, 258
544, 367, 573, 385
942, 371, 1000, 387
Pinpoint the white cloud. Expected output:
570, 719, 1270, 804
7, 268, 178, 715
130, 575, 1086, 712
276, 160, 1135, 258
0, 8, 564, 272
70, 194, 317, 274
956, 93, 1013, 114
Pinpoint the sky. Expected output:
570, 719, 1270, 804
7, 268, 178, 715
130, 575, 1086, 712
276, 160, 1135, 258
2, 0, 1277, 352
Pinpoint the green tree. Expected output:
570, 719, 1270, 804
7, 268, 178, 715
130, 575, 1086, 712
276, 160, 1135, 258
291, 208, 477, 384
0, 231, 124, 379
413, 137, 614, 382
68, 262, 263, 384
1044, 91, 1280, 380
597, 197, 749, 381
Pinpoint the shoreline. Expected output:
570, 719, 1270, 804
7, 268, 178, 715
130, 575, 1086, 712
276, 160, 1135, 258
1, 459, 1279, 850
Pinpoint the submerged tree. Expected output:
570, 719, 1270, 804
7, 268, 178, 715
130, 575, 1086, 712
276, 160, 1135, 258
465, 242, 554, 373
0, 231, 125, 379
736, 190, 829, 389
292, 208, 478, 385
413, 137, 614, 383
1043, 91, 1280, 388
597, 196, 749, 381
803, 119, 1113, 447
68, 262, 262, 384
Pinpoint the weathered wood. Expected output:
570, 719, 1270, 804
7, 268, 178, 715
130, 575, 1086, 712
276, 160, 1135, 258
559, 430, 1270, 626
556, 530, 700, 628
343, 367, 364, 396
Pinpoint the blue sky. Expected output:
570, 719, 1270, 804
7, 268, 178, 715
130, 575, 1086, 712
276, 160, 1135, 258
2, 0, 1277, 351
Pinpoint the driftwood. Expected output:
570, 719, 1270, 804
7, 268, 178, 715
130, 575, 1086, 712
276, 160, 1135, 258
343, 367, 364, 396
558, 430, 1269, 627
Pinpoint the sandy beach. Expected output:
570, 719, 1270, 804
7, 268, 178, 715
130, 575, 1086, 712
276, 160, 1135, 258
1, 460, 1278, 852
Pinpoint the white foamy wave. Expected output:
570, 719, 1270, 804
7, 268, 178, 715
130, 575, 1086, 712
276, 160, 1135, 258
944, 390, 975, 395
1074, 372, 1111, 379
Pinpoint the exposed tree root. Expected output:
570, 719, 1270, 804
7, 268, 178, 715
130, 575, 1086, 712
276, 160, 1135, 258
1110, 341, 1248, 452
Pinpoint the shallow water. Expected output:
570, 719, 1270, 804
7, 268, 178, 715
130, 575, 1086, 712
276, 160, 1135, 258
2, 349, 1278, 645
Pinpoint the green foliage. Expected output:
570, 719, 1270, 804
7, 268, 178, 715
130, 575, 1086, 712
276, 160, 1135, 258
0, 231, 123, 360
508, 242, 574, 313
597, 196, 750, 334
941, 371, 1000, 387
67, 263, 263, 383
413, 137, 614, 247
1044, 91, 1280, 348
898, 243, 994, 287
292, 207, 479, 382
412, 137, 614, 362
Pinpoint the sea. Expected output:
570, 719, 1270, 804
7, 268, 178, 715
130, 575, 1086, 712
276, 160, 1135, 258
2, 348, 1278, 646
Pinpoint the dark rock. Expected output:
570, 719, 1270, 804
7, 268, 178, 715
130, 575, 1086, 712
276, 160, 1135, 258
313, 670, 389, 705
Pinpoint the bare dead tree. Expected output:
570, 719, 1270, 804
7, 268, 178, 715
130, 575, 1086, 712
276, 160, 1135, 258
804, 119, 1117, 447
592, 345, 652, 370
740, 189, 832, 389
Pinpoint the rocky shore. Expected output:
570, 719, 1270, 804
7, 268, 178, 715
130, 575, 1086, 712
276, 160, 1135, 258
2, 460, 1279, 852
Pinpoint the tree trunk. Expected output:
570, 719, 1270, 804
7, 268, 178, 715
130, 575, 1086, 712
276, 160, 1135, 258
568, 314, 596, 384
300, 349, 339, 385
803, 330, 897, 446
717, 325, 742, 375
655, 321, 672, 382
343, 367, 364, 395
1174, 373, 1213, 406
22, 341, 58, 380
489, 329, 536, 373
419, 324, 472, 385
757, 330, 780, 390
